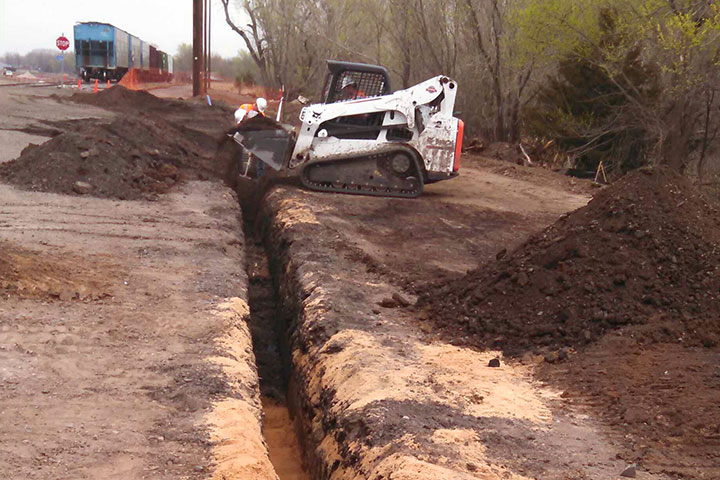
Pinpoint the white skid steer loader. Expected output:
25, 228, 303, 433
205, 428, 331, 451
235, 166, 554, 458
230, 60, 464, 198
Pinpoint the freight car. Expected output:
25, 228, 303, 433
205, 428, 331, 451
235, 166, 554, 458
73, 21, 173, 82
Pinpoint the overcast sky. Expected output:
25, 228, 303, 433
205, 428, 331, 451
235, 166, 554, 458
0, 0, 246, 58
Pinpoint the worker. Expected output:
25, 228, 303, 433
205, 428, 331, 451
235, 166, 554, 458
233, 97, 269, 179
234, 97, 267, 124
339, 76, 365, 101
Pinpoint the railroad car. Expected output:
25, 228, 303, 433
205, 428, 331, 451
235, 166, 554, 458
73, 21, 173, 82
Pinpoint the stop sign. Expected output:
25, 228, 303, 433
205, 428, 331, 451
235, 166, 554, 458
56, 36, 70, 51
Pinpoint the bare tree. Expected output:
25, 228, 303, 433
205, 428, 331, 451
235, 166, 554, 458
220, 0, 272, 85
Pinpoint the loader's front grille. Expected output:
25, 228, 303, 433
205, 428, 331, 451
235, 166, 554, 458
331, 71, 387, 102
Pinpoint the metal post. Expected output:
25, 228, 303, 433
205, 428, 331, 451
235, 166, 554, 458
193, 0, 203, 96
61, 50, 65, 88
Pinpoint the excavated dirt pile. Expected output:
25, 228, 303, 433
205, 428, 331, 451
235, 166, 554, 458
0, 87, 236, 200
421, 167, 720, 354
0, 115, 206, 199
68, 85, 187, 112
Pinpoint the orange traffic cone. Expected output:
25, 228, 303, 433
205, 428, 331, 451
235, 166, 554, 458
93, 79, 98, 93
107, 79, 110, 89
77, 78, 81, 89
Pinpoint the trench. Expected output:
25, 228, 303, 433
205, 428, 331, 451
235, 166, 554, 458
243, 220, 310, 480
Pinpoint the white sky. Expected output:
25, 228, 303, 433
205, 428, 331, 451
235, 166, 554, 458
0, 0, 246, 58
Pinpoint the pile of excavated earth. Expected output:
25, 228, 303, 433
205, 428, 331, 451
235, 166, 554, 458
421, 167, 720, 354
67, 84, 187, 111
0, 86, 232, 199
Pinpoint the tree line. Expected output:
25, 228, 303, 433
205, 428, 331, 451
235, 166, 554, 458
1, 50, 75, 73
220, 0, 720, 178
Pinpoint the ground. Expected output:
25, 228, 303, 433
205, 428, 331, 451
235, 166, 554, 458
0, 180, 276, 480
1, 83, 717, 480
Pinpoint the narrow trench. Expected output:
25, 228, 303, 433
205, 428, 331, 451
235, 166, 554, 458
243, 221, 311, 480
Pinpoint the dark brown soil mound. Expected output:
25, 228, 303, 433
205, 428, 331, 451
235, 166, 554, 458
420, 167, 720, 354
0, 113, 214, 200
68, 85, 185, 111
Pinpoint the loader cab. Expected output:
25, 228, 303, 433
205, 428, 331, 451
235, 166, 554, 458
318, 61, 392, 140
322, 60, 391, 104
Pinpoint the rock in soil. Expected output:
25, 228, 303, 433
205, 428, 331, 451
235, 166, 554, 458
378, 297, 398, 308
72, 181, 93, 194
620, 464, 637, 478
392, 292, 411, 307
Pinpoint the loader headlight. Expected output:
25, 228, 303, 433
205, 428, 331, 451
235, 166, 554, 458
318, 129, 328, 138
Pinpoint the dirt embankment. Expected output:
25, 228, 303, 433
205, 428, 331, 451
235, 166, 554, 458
421, 167, 720, 353
419, 166, 720, 479
68, 85, 193, 111
0, 86, 235, 200
255, 185, 661, 480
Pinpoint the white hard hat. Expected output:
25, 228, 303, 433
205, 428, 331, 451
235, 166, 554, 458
256, 97, 267, 113
341, 76, 358, 89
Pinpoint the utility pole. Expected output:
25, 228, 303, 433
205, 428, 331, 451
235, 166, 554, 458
193, 0, 203, 96
204, 0, 209, 94
207, 0, 212, 94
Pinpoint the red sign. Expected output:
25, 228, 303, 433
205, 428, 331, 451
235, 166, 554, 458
56, 36, 70, 51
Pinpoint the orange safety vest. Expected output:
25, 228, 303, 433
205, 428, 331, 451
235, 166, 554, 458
341, 89, 366, 101
238, 103, 265, 119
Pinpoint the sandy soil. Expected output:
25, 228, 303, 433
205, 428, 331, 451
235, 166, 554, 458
0, 181, 277, 479
256, 149, 720, 478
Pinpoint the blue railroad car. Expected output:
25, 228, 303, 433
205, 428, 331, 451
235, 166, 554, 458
73, 21, 173, 82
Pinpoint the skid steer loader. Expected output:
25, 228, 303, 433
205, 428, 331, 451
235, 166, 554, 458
230, 60, 464, 198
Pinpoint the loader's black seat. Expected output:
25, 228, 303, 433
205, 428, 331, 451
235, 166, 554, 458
322, 60, 392, 104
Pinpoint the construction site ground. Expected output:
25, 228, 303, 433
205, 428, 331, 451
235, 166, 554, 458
1, 84, 717, 480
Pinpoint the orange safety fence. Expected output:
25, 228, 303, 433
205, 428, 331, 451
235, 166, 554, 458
119, 68, 174, 90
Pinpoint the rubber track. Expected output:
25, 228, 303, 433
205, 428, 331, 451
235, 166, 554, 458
300, 153, 423, 199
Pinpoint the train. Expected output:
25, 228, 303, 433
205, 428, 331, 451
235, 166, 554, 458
73, 21, 173, 82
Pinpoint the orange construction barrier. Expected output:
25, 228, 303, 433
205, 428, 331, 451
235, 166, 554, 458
118, 68, 138, 90
93, 79, 98, 93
